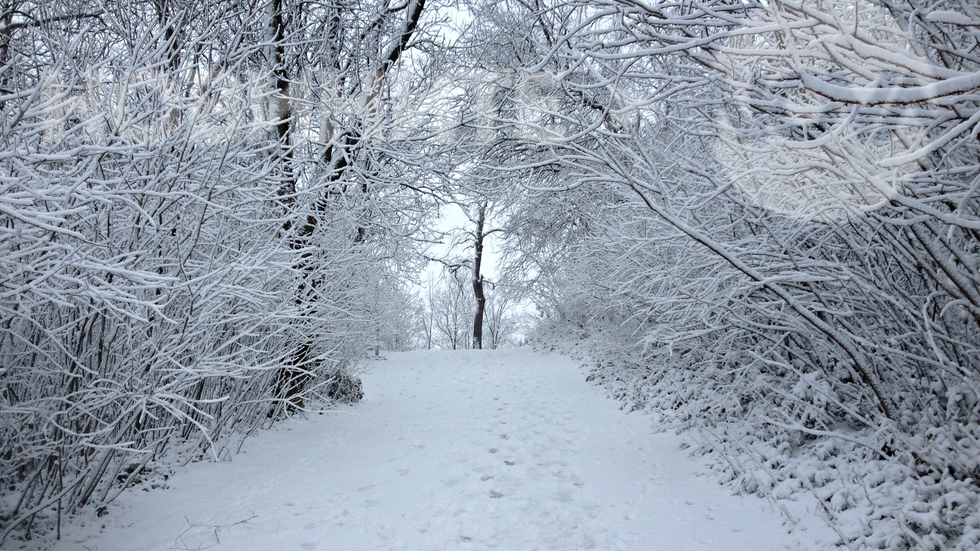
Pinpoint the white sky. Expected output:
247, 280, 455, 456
423, 201, 504, 285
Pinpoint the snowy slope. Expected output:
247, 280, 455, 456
33, 348, 834, 551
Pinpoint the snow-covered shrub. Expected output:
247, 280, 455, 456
503, 1, 980, 548
521, 185, 980, 547
0, 0, 421, 543
325, 369, 365, 405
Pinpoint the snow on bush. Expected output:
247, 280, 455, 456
0, 1, 418, 543
531, 313, 980, 550
506, 2, 980, 549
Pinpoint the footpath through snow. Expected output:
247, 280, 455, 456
37, 348, 833, 551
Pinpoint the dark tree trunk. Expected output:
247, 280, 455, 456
472, 203, 487, 349
268, 0, 311, 414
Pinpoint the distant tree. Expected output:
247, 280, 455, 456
483, 286, 520, 349
431, 270, 473, 350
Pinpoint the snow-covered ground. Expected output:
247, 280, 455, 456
34, 348, 837, 551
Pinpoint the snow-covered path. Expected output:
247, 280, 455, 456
45, 349, 811, 551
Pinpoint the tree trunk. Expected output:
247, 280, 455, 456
268, 0, 310, 414
472, 203, 487, 349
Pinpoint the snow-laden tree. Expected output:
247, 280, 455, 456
426, 197, 507, 350
261, 0, 443, 408
488, 0, 980, 547
0, 0, 438, 541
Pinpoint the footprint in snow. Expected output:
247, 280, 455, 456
551, 490, 573, 503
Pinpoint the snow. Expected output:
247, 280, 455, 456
33, 348, 832, 551
925, 11, 975, 26
798, 69, 980, 106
